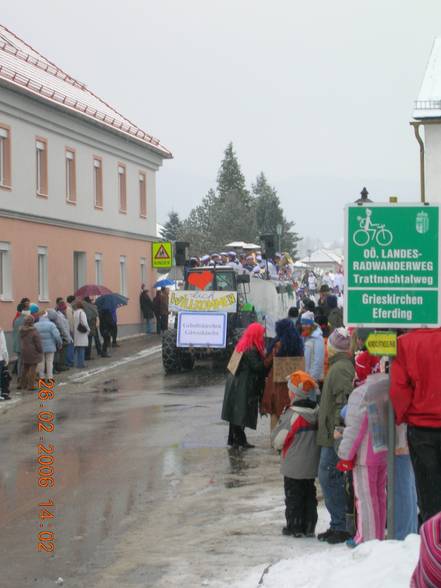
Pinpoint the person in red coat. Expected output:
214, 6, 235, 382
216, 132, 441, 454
390, 328, 441, 522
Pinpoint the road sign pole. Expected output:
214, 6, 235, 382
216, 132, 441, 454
387, 369, 396, 540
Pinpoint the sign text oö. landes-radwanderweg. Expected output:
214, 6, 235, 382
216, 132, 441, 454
345, 203, 440, 327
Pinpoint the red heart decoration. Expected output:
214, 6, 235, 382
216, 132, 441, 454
188, 271, 213, 290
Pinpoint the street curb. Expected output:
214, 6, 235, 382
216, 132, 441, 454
0, 335, 162, 416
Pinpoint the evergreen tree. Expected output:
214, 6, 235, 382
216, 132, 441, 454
254, 172, 284, 234
211, 143, 257, 246
160, 211, 183, 241
179, 189, 218, 255
178, 146, 301, 257
216, 142, 248, 197
253, 172, 301, 257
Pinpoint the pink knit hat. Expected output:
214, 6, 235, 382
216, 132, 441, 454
328, 327, 351, 352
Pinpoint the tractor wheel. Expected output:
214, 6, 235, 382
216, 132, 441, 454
162, 329, 181, 374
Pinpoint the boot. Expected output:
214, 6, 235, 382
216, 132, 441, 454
304, 520, 317, 538
325, 530, 351, 544
317, 528, 333, 542
290, 517, 305, 538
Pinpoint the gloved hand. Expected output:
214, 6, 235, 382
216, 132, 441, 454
336, 459, 355, 472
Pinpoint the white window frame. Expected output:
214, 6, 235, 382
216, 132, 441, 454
0, 126, 10, 188
0, 128, 7, 187
0, 242, 12, 301
139, 172, 147, 218
93, 157, 103, 208
37, 246, 49, 302
119, 255, 127, 296
65, 149, 76, 202
140, 257, 147, 285
36, 139, 46, 195
118, 164, 127, 213
95, 252, 103, 285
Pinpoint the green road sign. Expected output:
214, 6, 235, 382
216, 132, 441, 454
152, 241, 173, 269
345, 203, 440, 327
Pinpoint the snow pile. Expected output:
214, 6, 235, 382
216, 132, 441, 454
233, 535, 420, 588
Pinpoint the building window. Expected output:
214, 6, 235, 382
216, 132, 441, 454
0, 242, 12, 300
36, 138, 48, 196
93, 157, 103, 208
139, 172, 147, 218
37, 246, 49, 301
119, 255, 127, 296
65, 148, 76, 203
73, 251, 87, 292
118, 164, 127, 213
140, 257, 147, 285
0, 125, 11, 189
95, 253, 103, 285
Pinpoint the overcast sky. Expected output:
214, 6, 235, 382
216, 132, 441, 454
3, 1, 440, 245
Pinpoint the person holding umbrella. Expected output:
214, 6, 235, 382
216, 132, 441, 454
83, 296, 102, 359
139, 285, 154, 335
96, 293, 128, 356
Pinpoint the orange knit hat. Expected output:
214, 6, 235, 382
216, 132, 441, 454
287, 370, 318, 400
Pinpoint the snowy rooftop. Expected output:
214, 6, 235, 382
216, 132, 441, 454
413, 37, 441, 119
0, 25, 172, 157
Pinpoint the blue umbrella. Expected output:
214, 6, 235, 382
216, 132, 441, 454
153, 278, 175, 288
96, 293, 129, 311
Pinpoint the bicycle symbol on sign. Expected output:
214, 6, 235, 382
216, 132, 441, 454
353, 209, 393, 247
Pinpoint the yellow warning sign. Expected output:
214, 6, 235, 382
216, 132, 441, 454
152, 242, 173, 268
365, 332, 397, 357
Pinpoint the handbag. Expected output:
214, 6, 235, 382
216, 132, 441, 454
77, 314, 88, 334
273, 356, 305, 383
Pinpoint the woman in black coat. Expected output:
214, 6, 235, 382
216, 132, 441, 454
221, 323, 266, 449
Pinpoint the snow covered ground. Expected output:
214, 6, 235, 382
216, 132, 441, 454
225, 505, 420, 588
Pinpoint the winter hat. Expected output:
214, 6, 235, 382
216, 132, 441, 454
287, 371, 318, 401
326, 295, 338, 309
411, 512, 441, 588
319, 284, 330, 293
355, 350, 381, 385
23, 315, 34, 326
328, 327, 351, 352
300, 311, 315, 325
303, 299, 316, 312
29, 303, 39, 314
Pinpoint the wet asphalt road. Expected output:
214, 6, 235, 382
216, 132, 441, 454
0, 338, 291, 588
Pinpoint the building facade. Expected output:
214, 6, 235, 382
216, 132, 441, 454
412, 37, 441, 204
0, 25, 171, 341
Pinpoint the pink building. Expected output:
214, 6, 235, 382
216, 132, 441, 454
0, 25, 172, 342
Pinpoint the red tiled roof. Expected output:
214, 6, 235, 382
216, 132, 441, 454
0, 25, 172, 158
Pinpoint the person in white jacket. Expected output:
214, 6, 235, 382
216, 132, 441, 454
0, 326, 10, 399
73, 301, 90, 368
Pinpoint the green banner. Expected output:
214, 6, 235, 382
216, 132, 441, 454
345, 204, 440, 327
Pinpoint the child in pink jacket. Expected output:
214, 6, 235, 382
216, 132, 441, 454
337, 350, 387, 546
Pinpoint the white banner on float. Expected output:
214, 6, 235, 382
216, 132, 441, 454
177, 312, 228, 348
170, 291, 237, 313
